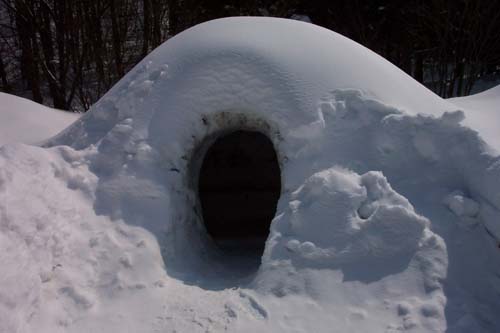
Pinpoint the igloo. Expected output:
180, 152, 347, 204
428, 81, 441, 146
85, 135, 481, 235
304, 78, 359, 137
2, 17, 500, 332
49, 16, 452, 276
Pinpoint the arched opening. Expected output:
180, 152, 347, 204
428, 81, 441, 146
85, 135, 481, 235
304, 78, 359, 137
198, 130, 281, 267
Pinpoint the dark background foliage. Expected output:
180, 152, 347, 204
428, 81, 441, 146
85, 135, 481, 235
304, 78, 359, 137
1, 0, 499, 111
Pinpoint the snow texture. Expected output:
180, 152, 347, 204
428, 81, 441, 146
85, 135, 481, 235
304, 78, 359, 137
449, 85, 500, 152
0, 92, 79, 146
1, 17, 500, 332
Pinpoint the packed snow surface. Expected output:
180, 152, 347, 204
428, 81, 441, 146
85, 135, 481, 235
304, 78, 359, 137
0, 93, 79, 146
1, 17, 499, 333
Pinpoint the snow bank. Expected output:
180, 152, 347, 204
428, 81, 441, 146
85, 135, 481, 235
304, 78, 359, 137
0, 93, 79, 146
449, 85, 500, 152
1, 17, 500, 332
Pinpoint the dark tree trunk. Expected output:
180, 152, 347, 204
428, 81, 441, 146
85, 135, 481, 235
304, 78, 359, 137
87, 1, 106, 89
39, 1, 66, 108
151, 0, 162, 46
15, 1, 43, 103
167, 0, 180, 36
414, 52, 424, 83
142, 0, 151, 56
455, 62, 465, 97
54, 0, 67, 105
110, 0, 123, 76
0, 54, 11, 92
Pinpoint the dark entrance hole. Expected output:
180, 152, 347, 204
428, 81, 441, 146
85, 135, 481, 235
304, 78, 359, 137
198, 130, 281, 260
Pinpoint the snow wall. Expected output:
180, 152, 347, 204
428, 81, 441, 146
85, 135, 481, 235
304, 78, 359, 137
2, 17, 500, 332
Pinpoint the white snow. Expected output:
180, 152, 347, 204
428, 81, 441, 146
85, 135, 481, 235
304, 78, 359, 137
449, 85, 500, 152
1, 17, 500, 332
0, 93, 79, 146
443, 191, 480, 228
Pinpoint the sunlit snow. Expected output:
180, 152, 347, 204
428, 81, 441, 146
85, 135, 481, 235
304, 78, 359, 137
0, 17, 499, 333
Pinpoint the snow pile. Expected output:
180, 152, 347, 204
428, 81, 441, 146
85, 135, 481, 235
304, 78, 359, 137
1, 17, 500, 332
269, 168, 431, 265
258, 168, 447, 331
0, 93, 79, 146
0, 144, 169, 332
449, 85, 500, 153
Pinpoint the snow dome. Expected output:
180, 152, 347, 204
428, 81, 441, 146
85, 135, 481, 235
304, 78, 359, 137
48, 16, 453, 276
2, 17, 500, 332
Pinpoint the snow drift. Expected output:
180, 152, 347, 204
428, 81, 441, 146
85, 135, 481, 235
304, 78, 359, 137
1, 17, 499, 332
0, 92, 79, 146
449, 85, 500, 153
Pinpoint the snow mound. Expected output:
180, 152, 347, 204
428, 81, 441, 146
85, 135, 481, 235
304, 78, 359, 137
449, 84, 500, 152
1, 17, 500, 332
0, 93, 79, 146
270, 168, 429, 265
